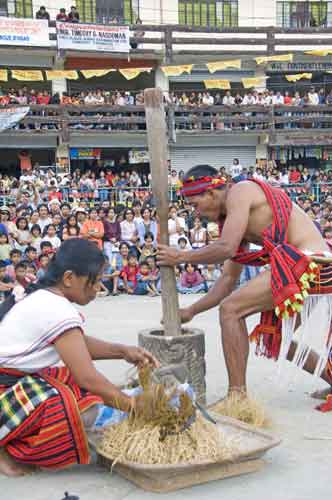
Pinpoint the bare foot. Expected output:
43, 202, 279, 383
311, 387, 332, 400
0, 449, 26, 477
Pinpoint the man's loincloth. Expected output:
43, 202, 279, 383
250, 262, 332, 378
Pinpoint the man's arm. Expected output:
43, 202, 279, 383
182, 260, 243, 322
159, 184, 252, 266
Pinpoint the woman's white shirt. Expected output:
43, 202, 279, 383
0, 290, 83, 372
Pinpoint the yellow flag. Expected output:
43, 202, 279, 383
204, 79, 231, 90
206, 59, 241, 73
305, 49, 332, 57
46, 70, 79, 80
12, 70, 44, 81
161, 65, 193, 77
81, 69, 115, 79
285, 73, 312, 82
255, 53, 293, 65
119, 68, 152, 80
0, 70, 8, 81
242, 77, 268, 88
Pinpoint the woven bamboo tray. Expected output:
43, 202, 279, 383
88, 413, 280, 493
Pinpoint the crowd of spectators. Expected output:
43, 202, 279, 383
36, 5, 80, 23
2, 86, 332, 132
2, 87, 332, 108
0, 158, 331, 302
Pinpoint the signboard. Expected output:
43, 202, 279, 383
269, 134, 332, 146
0, 107, 29, 131
70, 148, 101, 160
129, 149, 150, 164
0, 17, 50, 47
56, 22, 130, 53
268, 61, 332, 72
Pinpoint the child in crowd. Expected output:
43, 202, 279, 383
30, 224, 42, 254
109, 242, 129, 295
121, 253, 139, 294
177, 263, 208, 294
0, 233, 12, 265
0, 261, 14, 301
14, 217, 31, 252
177, 235, 191, 251
202, 264, 221, 286
5, 249, 22, 281
36, 254, 50, 280
138, 231, 157, 263
135, 260, 159, 296
145, 256, 160, 291
14, 261, 27, 287
25, 246, 38, 270
40, 241, 55, 259
42, 224, 61, 249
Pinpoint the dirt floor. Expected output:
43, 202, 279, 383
1, 294, 332, 500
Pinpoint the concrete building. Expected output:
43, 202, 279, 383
1, 0, 332, 174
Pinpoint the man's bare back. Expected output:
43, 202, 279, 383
229, 182, 329, 254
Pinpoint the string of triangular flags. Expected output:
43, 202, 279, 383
1, 50, 332, 87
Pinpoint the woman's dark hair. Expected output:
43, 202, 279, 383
184, 262, 197, 272
31, 224, 41, 235
16, 217, 28, 229
0, 239, 105, 322
119, 241, 130, 251
141, 207, 151, 217
144, 231, 154, 241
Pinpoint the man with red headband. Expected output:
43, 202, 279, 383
158, 164, 332, 406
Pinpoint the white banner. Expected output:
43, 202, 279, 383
56, 22, 130, 53
0, 107, 30, 132
0, 17, 50, 47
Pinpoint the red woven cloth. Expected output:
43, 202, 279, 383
0, 366, 101, 469
220, 179, 312, 311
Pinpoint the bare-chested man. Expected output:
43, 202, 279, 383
158, 164, 332, 398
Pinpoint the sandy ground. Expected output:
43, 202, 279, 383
1, 294, 332, 500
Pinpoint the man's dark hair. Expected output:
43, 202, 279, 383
183, 165, 218, 183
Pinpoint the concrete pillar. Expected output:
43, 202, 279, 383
154, 66, 169, 93
56, 143, 71, 175
256, 142, 268, 160
51, 78, 67, 97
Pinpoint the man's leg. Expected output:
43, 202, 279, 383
219, 270, 273, 393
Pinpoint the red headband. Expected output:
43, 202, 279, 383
181, 176, 226, 197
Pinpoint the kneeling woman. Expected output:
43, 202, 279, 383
0, 238, 158, 476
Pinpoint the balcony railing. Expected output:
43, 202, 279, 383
3, 104, 332, 141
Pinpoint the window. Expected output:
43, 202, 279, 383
77, 0, 140, 24
277, 1, 332, 28
179, 0, 238, 27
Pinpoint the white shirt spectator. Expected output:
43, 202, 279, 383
120, 220, 137, 245
222, 94, 235, 106
253, 171, 265, 182
37, 217, 52, 233
280, 173, 289, 185
202, 93, 214, 106
308, 90, 319, 105
84, 93, 97, 105
168, 216, 186, 247
272, 93, 284, 105
229, 160, 243, 179
242, 93, 256, 105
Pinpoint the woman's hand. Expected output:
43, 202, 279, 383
123, 346, 160, 369
157, 244, 182, 267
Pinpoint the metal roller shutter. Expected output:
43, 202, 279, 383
169, 146, 256, 173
